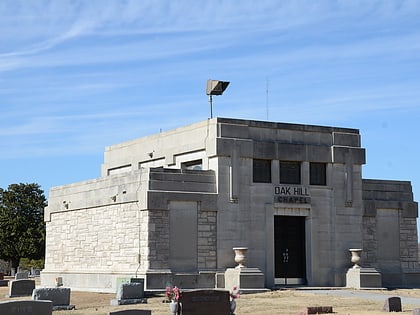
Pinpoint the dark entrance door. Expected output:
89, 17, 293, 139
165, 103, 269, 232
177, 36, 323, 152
274, 215, 306, 285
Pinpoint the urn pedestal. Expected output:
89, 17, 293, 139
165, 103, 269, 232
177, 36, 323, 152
224, 247, 267, 293
345, 249, 382, 289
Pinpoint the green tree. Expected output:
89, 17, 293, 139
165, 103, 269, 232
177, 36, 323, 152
0, 183, 47, 271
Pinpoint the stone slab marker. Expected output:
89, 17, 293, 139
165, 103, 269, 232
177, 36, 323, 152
0, 300, 52, 315
178, 289, 230, 315
383, 296, 402, 312
109, 310, 152, 315
32, 287, 75, 310
15, 272, 29, 280
7, 279, 36, 297
110, 283, 147, 305
300, 306, 334, 314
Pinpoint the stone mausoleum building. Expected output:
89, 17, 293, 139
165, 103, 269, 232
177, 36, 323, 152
41, 117, 418, 292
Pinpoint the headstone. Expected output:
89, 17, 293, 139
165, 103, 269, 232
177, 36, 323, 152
31, 268, 41, 276
178, 289, 230, 315
109, 310, 151, 315
15, 271, 29, 280
130, 278, 144, 285
7, 279, 36, 297
0, 300, 52, 315
32, 287, 75, 311
300, 306, 334, 314
110, 283, 147, 305
0, 272, 7, 287
383, 296, 402, 312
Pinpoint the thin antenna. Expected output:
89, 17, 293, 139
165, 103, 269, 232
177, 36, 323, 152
266, 77, 269, 120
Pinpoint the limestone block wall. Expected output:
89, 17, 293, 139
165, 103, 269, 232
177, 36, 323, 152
45, 202, 140, 273
145, 209, 170, 270
362, 179, 419, 285
399, 215, 418, 271
198, 210, 217, 269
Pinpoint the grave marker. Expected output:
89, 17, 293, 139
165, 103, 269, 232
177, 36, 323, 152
32, 287, 75, 310
0, 300, 52, 315
15, 272, 29, 280
178, 289, 230, 315
7, 279, 36, 297
110, 283, 147, 305
0, 272, 7, 287
383, 296, 402, 312
300, 306, 334, 314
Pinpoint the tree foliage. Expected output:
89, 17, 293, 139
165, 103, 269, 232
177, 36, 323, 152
0, 183, 47, 270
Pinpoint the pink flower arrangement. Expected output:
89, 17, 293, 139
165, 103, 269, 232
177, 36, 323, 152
230, 285, 240, 300
165, 286, 180, 302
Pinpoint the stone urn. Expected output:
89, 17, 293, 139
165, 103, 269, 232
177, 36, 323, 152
349, 248, 362, 268
233, 247, 248, 268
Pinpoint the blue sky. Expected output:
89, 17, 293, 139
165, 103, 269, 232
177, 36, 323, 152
0, 0, 419, 216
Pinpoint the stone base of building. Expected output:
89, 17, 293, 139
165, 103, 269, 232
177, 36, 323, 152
40, 271, 140, 293
224, 267, 268, 293
145, 269, 217, 290
346, 267, 382, 289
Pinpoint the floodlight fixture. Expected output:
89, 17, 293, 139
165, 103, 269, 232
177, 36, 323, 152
206, 79, 230, 118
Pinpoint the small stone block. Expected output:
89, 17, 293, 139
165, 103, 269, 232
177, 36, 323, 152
300, 306, 334, 314
383, 297, 402, 312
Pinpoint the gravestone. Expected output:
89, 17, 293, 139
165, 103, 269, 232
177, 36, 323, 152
300, 306, 334, 314
15, 271, 29, 280
0, 300, 52, 315
7, 279, 36, 297
178, 289, 230, 315
110, 283, 147, 305
383, 296, 402, 312
0, 272, 7, 287
109, 310, 151, 315
32, 287, 75, 310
